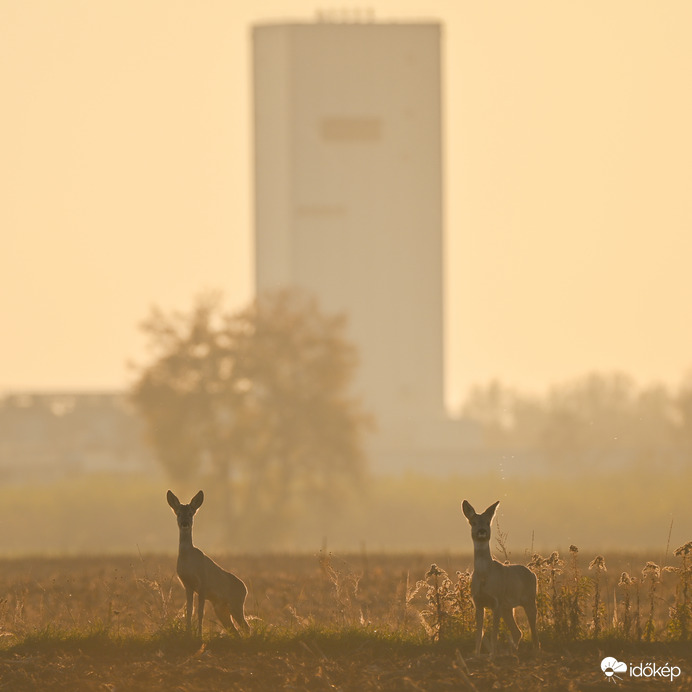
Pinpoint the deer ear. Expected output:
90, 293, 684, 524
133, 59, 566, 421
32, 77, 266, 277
167, 490, 181, 513
462, 500, 476, 521
484, 500, 500, 520
190, 490, 204, 512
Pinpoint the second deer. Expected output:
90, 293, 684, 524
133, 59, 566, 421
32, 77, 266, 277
167, 490, 249, 636
462, 499, 539, 655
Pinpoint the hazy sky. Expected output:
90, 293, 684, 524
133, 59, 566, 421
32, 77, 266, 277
3, 1, 692, 405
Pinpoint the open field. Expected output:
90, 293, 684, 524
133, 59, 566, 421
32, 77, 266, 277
1, 471, 691, 555
0, 551, 691, 690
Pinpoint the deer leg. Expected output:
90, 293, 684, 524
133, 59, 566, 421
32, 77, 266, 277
501, 607, 522, 649
185, 587, 194, 632
197, 593, 206, 635
231, 604, 250, 633
212, 601, 240, 636
523, 601, 540, 649
490, 608, 501, 656
474, 604, 485, 655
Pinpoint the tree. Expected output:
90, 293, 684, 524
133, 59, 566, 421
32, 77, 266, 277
131, 289, 371, 544
461, 372, 685, 473
675, 372, 692, 452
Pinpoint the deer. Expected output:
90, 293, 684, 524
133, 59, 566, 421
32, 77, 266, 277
167, 490, 249, 636
462, 499, 539, 656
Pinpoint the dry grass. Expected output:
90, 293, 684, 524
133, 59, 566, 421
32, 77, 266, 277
0, 551, 691, 690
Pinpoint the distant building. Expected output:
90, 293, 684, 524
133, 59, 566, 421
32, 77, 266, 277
0, 392, 158, 482
252, 20, 479, 472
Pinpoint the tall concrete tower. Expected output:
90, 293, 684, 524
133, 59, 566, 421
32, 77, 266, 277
253, 21, 458, 469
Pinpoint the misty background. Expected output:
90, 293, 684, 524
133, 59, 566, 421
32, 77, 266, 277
2, 1, 692, 556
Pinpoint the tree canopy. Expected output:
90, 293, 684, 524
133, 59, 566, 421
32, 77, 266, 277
131, 289, 371, 543
461, 372, 690, 472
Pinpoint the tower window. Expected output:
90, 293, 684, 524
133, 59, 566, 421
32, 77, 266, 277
321, 117, 382, 142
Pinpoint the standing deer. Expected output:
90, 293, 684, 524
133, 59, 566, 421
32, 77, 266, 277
462, 499, 539, 655
167, 490, 249, 636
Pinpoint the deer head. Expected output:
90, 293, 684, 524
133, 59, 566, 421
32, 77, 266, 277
167, 490, 204, 532
462, 499, 500, 543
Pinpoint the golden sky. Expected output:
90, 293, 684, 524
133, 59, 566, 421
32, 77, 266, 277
2, 1, 692, 404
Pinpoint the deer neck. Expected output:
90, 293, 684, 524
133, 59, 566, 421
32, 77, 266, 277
178, 527, 194, 552
472, 539, 493, 573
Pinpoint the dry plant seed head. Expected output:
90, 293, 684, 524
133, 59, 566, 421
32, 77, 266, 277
493, 519, 511, 563
618, 572, 633, 587
674, 541, 692, 557
641, 561, 661, 642
317, 552, 363, 624
426, 564, 443, 578
455, 569, 474, 601
528, 554, 545, 572
569, 545, 579, 555
547, 552, 564, 573
642, 562, 661, 581
588, 556, 607, 573
416, 563, 475, 642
